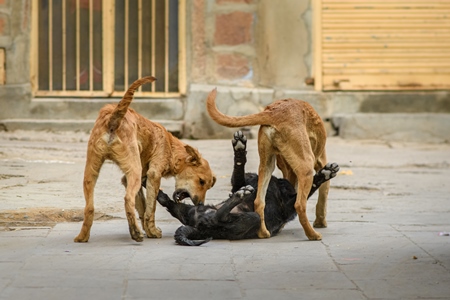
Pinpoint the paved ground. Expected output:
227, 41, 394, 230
0, 130, 449, 300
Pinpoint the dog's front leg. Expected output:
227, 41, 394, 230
74, 152, 105, 242
157, 190, 195, 225
135, 187, 147, 230
143, 169, 163, 238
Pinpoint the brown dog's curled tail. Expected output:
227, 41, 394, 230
206, 88, 273, 128
108, 76, 156, 133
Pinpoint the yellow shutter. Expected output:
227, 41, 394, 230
315, 0, 450, 91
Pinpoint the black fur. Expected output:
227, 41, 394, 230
156, 131, 339, 245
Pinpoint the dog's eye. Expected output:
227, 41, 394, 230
199, 179, 206, 186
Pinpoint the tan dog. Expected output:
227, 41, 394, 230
74, 77, 216, 243
206, 89, 328, 240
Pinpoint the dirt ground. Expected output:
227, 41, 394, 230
0, 130, 92, 227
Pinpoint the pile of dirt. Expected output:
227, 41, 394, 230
0, 208, 117, 229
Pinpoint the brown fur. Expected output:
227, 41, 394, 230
74, 77, 216, 243
206, 88, 328, 240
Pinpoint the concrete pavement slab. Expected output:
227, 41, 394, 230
0, 130, 449, 299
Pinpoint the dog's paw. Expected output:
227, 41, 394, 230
313, 162, 340, 187
306, 230, 322, 241
74, 234, 89, 243
129, 226, 144, 242
313, 218, 328, 228
232, 131, 247, 152
146, 227, 162, 238
322, 162, 340, 180
235, 185, 254, 199
257, 227, 271, 239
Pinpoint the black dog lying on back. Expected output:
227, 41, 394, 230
156, 131, 339, 245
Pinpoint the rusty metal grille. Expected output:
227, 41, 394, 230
31, 0, 185, 98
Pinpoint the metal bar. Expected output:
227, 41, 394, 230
124, 0, 129, 88
48, 0, 53, 91
178, 0, 186, 95
111, 91, 181, 98
76, 0, 80, 91
164, 0, 169, 93
62, 0, 66, 90
89, 0, 94, 91
138, 0, 142, 90
34, 90, 182, 97
151, 0, 155, 92
102, 0, 114, 95
30, 0, 39, 93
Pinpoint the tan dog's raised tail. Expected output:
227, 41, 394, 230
206, 88, 328, 240
74, 77, 216, 243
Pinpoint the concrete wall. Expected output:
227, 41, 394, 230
184, 0, 321, 139
255, 0, 312, 89
0, 0, 32, 120
1, 0, 449, 143
187, 0, 313, 88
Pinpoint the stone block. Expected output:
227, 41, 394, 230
184, 84, 274, 139
0, 14, 8, 36
216, 53, 250, 79
214, 11, 253, 46
333, 113, 450, 143
217, 0, 253, 4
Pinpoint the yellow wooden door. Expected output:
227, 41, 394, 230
314, 0, 450, 91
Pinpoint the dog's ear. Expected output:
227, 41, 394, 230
211, 175, 217, 188
184, 145, 202, 166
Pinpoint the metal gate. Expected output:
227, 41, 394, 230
30, 0, 185, 98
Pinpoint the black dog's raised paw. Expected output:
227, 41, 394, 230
232, 131, 247, 168
232, 130, 247, 152
235, 185, 254, 199
312, 163, 340, 188
322, 162, 340, 180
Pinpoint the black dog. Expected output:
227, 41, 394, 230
156, 131, 339, 245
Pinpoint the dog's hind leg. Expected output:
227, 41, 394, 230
313, 152, 330, 228
74, 149, 105, 243
276, 135, 322, 240
115, 143, 145, 242
276, 156, 297, 188
254, 127, 276, 238
216, 185, 254, 222
122, 176, 147, 231
231, 131, 248, 192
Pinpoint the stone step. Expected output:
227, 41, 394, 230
331, 113, 450, 143
27, 98, 184, 121
0, 119, 184, 137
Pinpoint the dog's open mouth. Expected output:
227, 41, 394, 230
173, 189, 192, 203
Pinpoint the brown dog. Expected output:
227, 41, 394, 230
74, 77, 216, 243
206, 88, 328, 240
